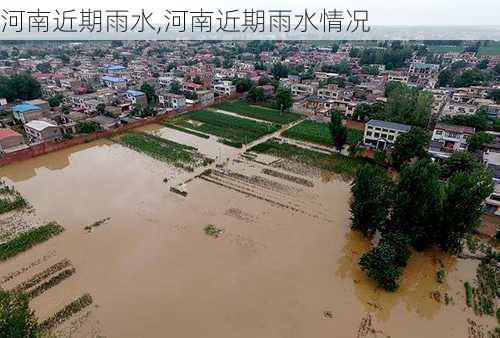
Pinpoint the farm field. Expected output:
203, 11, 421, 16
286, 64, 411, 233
212, 100, 302, 124
167, 109, 280, 147
282, 120, 364, 147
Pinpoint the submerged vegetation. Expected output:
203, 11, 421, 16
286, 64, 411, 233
40, 293, 93, 332
250, 139, 377, 178
0, 180, 27, 215
84, 217, 111, 232
0, 222, 64, 262
115, 132, 212, 171
204, 224, 224, 238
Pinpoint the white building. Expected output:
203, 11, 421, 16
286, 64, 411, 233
428, 123, 475, 159
24, 120, 63, 144
363, 119, 411, 150
213, 81, 236, 96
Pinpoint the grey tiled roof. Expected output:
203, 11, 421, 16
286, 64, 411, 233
366, 119, 412, 132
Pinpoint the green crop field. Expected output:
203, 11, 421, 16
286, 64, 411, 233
212, 101, 302, 124
168, 109, 280, 147
282, 120, 363, 147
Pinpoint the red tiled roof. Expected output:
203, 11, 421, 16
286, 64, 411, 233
0, 128, 21, 140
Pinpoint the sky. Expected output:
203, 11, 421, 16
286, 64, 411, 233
9, 0, 500, 26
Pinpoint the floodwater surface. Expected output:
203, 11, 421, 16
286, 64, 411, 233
0, 138, 495, 338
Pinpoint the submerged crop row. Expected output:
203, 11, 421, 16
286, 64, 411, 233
114, 132, 212, 171
0, 222, 65, 262
250, 139, 377, 178
0, 180, 27, 215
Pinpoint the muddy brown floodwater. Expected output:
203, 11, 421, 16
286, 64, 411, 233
0, 137, 496, 338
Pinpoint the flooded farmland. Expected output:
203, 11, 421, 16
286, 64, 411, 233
0, 129, 496, 338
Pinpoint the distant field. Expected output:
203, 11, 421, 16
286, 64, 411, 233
282, 120, 363, 147
167, 109, 279, 147
427, 45, 464, 54
213, 101, 302, 125
249, 140, 376, 178
478, 42, 500, 56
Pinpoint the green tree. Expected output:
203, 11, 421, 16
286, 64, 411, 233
140, 82, 157, 105
391, 127, 430, 169
0, 73, 41, 102
439, 168, 493, 253
0, 289, 39, 338
350, 165, 393, 236
272, 63, 289, 79
329, 111, 347, 151
359, 232, 411, 291
442, 151, 482, 178
76, 121, 101, 134
48, 95, 63, 108
275, 87, 292, 111
170, 81, 181, 94
441, 110, 488, 131
390, 159, 444, 250
468, 131, 494, 152
96, 103, 106, 115
232, 78, 254, 93
487, 89, 500, 104
247, 86, 265, 103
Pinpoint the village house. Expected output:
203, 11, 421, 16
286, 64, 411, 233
196, 90, 215, 106
291, 83, 317, 96
317, 85, 340, 100
158, 93, 186, 109
363, 119, 411, 150
441, 102, 478, 117
213, 81, 236, 96
428, 123, 475, 159
12, 101, 47, 124
0, 128, 26, 153
24, 120, 63, 143
101, 76, 127, 90
124, 90, 147, 106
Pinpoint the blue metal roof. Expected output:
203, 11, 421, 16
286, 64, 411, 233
107, 65, 127, 71
126, 90, 145, 97
11, 103, 39, 113
101, 76, 126, 83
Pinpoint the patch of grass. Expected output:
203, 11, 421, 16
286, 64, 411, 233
168, 109, 279, 145
213, 100, 302, 124
115, 132, 212, 171
0, 222, 64, 262
465, 281, 473, 307
282, 120, 363, 147
250, 140, 378, 178
204, 224, 224, 238
40, 293, 93, 332
27, 268, 76, 299
0, 180, 27, 215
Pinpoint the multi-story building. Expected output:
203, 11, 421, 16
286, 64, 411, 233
428, 123, 475, 159
363, 119, 411, 150
24, 120, 63, 144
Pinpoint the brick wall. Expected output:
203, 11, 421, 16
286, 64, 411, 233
0, 93, 240, 167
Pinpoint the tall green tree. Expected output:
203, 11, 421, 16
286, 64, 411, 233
329, 111, 347, 151
140, 82, 157, 105
439, 168, 493, 253
275, 88, 292, 111
391, 127, 430, 169
350, 165, 393, 236
390, 159, 444, 250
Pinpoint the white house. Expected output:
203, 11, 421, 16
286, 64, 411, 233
363, 119, 411, 150
428, 123, 475, 159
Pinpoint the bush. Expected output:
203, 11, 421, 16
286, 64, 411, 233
0, 289, 39, 337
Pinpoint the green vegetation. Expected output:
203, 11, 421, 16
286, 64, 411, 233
0, 73, 41, 102
352, 157, 494, 290
204, 224, 224, 238
437, 270, 446, 284
115, 132, 211, 171
76, 121, 101, 134
0, 289, 39, 337
359, 232, 411, 291
465, 282, 473, 307
282, 120, 363, 147
167, 109, 279, 146
250, 140, 377, 178
391, 127, 431, 169
0, 222, 64, 262
27, 268, 76, 299
0, 180, 27, 215
213, 100, 301, 124
40, 294, 93, 332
